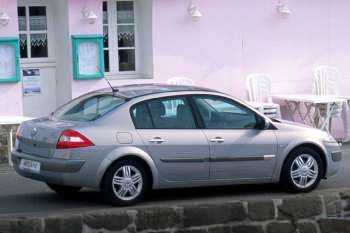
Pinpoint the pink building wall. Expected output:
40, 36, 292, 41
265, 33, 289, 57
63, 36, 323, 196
0, 0, 22, 116
70, 0, 350, 98
68, 0, 103, 35
152, 0, 350, 98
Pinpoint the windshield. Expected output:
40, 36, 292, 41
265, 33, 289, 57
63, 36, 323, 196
53, 93, 125, 122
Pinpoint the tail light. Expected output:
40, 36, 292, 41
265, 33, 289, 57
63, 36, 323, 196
16, 124, 23, 139
56, 129, 94, 149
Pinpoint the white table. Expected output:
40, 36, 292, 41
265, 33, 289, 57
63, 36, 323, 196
0, 116, 33, 166
334, 96, 350, 140
271, 94, 346, 133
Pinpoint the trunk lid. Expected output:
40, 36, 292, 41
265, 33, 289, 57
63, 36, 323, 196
17, 117, 82, 158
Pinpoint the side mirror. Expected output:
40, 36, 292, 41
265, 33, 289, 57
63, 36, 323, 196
255, 116, 268, 130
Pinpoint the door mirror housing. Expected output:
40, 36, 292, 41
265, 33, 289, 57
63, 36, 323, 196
255, 115, 269, 130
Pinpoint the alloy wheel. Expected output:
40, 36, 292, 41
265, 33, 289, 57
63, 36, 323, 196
112, 165, 143, 201
290, 154, 319, 189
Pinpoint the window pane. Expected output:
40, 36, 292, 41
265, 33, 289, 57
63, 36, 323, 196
131, 103, 153, 129
117, 1, 134, 24
103, 26, 109, 48
118, 25, 135, 47
54, 94, 125, 122
18, 7, 26, 31
78, 41, 100, 75
0, 45, 16, 79
118, 49, 135, 71
30, 33, 48, 57
147, 97, 196, 129
19, 34, 28, 58
103, 2, 108, 24
104, 50, 110, 72
194, 96, 257, 129
29, 6, 47, 31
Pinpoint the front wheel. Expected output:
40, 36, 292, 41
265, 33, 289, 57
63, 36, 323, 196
101, 159, 149, 206
281, 147, 324, 193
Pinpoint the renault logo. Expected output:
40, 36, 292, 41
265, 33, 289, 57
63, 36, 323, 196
31, 127, 38, 138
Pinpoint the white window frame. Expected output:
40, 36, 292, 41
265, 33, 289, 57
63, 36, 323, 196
104, 0, 141, 79
18, 0, 55, 64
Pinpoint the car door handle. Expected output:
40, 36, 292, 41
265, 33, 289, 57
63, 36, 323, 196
210, 137, 225, 143
148, 137, 165, 144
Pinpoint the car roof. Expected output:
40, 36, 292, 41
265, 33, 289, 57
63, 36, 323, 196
95, 83, 218, 99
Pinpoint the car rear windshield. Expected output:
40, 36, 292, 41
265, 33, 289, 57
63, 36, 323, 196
53, 93, 125, 122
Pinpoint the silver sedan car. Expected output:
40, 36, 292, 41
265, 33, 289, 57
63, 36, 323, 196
12, 84, 342, 206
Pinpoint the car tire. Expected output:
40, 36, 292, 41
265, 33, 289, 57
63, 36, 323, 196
101, 159, 149, 206
46, 183, 82, 195
281, 147, 324, 193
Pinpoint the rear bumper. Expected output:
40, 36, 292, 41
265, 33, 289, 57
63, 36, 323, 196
12, 150, 100, 188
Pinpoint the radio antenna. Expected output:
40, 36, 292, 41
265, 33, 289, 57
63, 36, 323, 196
96, 65, 119, 93
96, 65, 128, 99
105, 77, 119, 93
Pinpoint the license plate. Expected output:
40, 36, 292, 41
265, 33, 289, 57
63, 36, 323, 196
19, 159, 41, 174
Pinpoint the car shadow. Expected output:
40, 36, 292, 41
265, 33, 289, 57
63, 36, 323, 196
0, 183, 287, 216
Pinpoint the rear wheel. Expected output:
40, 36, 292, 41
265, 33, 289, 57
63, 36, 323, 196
46, 183, 82, 195
101, 159, 149, 206
281, 147, 324, 193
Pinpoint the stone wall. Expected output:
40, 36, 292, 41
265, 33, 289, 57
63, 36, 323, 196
0, 132, 9, 164
2, 190, 350, 233
0, 126, 18, 164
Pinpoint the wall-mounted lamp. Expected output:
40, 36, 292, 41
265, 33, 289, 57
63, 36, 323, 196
82, 7, 97, 24
188, 1, 202, 22
0, 11, 10, 26
276, 2, 291, 16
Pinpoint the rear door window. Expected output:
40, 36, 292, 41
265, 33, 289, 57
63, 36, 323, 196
148, 97, 196, 129
131, 96, 197, 129
131, 102, 153, 129
54, 94, 125, 122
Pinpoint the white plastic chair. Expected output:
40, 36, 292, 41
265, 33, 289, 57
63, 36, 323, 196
313, 66, 345, 133
313, 66, 339, 96
167, 77, 195, 86
246, 73, 281, 119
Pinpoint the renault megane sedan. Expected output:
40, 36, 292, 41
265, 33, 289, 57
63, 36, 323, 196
12, 84, 342, 206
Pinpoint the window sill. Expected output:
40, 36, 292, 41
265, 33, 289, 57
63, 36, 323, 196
20, 58, 56, 68
105, 72, 153, 80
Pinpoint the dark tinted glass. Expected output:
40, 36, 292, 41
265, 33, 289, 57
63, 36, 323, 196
30, 33, 48, 57
194, 96, 257, 129
103, 2, 108, 24
117, 1, 134, 24
103, 26, 109, 48
18, 7, 26, 31
147, 97, 196, 129
19, 34, 28, 58
118, 25, 134, 47
104, 50, 110, 72
119, 49, 135, 71
29, 6, 47, 31
131, 103, 153, 129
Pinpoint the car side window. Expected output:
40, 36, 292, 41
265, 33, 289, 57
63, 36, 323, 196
147, 97, 197, 129
193, 95, 257, 129
131, 102, 153, 129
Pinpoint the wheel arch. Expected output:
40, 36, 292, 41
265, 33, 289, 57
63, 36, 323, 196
95, 147, 159, 189
280, 142, 328, 180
